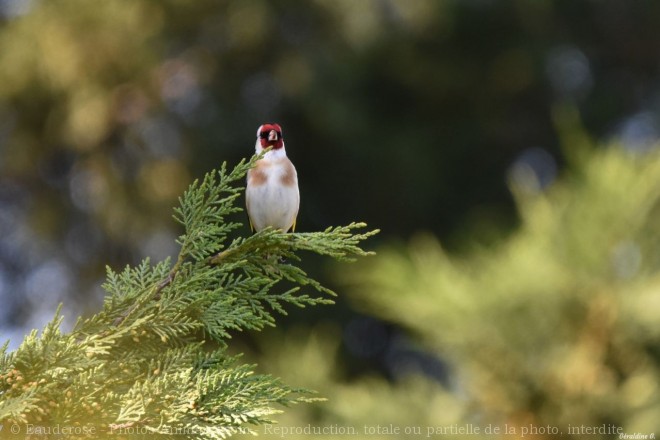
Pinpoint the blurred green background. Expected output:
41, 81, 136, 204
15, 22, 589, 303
1, 0, 659, 438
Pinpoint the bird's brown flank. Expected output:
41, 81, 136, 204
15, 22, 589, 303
280, 159, 296, 187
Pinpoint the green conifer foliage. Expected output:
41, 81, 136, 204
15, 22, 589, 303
0, 155, 378, 439
346, 144, 660, 435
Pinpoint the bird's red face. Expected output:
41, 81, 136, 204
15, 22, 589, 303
257, 123, 284, 149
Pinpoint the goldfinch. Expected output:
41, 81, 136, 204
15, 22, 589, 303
246, 123, 299, 232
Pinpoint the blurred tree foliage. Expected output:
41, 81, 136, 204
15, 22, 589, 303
241, 142, 660, 438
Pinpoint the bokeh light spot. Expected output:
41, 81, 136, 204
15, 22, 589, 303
0, 0, 33, 18
616, 111, 660, 153
545, 45, 593, 99
611, 241, 642, 280
24, 260, 73, 308
508, 147, 557, 194
139, 159, 189, 202
69, 163, 109, 213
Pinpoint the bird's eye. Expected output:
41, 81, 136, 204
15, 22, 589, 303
258, 131, 281, 140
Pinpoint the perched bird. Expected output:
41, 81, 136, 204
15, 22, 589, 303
246, 123, 299, 233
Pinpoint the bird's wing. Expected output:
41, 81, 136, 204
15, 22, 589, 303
246, 171, 255, 233
290, 181, 300, 233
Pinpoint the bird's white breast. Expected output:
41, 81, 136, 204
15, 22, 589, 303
246, 156, 299, 232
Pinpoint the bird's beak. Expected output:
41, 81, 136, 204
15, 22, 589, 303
268, 130, 278, 141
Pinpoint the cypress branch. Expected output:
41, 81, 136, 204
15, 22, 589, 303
0, 154, 378, 439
